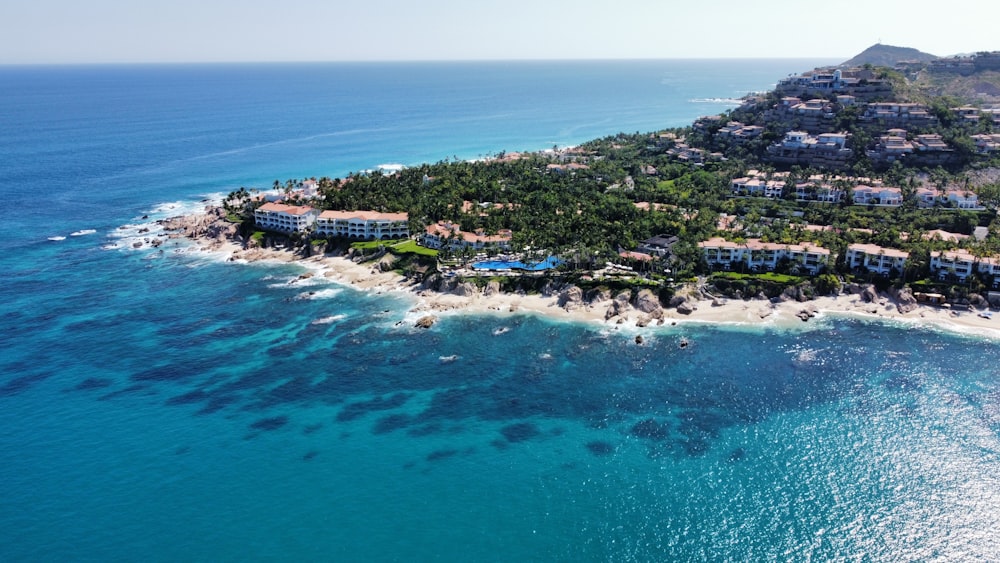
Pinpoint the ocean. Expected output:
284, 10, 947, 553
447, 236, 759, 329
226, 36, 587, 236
1, 60, 998, 561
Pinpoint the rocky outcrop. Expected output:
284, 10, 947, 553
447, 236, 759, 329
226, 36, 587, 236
452, 282, 478, 297
633, 289, 663, 318
890, 286, 919, 314
160, 206, 239, 249
484, 280, 502, 297
796, 304, 818, 321
860, 285, 880, 303
605, 292, 632, 320
415, 315, 437, 329
558, 285, 584, 311
585, 287, 612, 305
676, 300, 697, 315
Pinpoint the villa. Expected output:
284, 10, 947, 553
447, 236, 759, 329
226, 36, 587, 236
253, 202, 319, 233
845, 243, 909, 277
853, 185, 903, 206
930, 249, 977, 282
698, 237, 831, 274
314, 210, 410, 240
420, 221, 513, 252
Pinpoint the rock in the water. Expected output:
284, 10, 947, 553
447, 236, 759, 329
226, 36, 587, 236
415, 315, 437, 329
634, 335, 644, 345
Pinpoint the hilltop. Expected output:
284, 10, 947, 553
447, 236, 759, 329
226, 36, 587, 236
840, 43, 937, 68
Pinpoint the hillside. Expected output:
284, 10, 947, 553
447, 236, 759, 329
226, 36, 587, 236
840, 43, 937, 67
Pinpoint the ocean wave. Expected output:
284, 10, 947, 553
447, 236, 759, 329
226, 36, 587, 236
377, 163, 405, 173
311, 314, 347, 325
688, 97, 744, 105
296, 288, 343, 300
70, 229, 97, 237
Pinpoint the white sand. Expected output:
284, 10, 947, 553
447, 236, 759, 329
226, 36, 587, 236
197, 237, 1000, 340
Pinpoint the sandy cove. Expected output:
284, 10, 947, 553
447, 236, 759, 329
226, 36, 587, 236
160, 208, 1000, 340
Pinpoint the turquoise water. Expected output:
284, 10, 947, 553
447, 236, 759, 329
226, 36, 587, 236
2, 61, 999, 561
472, 256, 563, 271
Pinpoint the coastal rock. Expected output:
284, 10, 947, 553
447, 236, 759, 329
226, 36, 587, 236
676, 301, 696, 315
635, 314, 652, 328
452, 282, 478, 297
605, 292, 632, 320
796, 306, 817, 321
633, 289, 663, 318
634, 335, 644, 345
891, 286, 919, 314
414, 315, 437, 329
668, 295, 686, 308
484, 281, 501, 297
712, 297, 727, 307
860, 285, 879, 303
585, 288, 612, 304
558, 285, 584, 311
541, 280, 563, 298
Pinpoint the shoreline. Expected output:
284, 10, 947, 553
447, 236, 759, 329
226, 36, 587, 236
156, 207, 1000, 341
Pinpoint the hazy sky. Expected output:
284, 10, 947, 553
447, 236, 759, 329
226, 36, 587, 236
1, 0, 996, 64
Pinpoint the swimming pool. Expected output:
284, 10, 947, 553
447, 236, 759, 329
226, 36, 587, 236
471, 256, 563, 271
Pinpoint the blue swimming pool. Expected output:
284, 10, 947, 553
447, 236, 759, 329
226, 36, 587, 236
471, 256, 563, 271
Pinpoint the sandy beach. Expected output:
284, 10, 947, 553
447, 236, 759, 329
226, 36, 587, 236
158, 208, 1000, 340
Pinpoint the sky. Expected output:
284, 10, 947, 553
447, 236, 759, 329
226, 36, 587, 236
1, 0, 997, 64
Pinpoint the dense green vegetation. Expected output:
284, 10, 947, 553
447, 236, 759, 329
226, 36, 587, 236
225, 63, 1000, 296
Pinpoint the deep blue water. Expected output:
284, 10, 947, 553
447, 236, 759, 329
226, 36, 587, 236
2, 60, 999, 561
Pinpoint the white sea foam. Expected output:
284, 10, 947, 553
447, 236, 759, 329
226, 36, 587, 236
311, 314, 347, 325
688, 97, 743, 105
47, 236, 66, 241
439, 354, 460, 363
377, 163, 405, 173
296, 288, 343, 300
70, 229, 97, 236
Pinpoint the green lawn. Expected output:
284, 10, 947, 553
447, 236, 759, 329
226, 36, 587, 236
348, 238, 438, 257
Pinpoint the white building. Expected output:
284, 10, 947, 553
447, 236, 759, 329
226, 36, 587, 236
314, 210, 410, 240
845, 243, 909, 276
254, 202, 319, 233
420, 221, 512, 251
930, 250, 977, 281
698, 237, 831, 274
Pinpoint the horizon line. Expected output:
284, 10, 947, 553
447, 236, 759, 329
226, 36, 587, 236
0, 56, 847, 67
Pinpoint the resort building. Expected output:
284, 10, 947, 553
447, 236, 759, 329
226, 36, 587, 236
420, 221, 512, 252
765, 131, 852, 169
930, 250, 977, 282
314, 210, 410, 240
254, 202, 319, 233
698, 237, 831, 274
637, 234, 679, 258
853, 185, 903, 206
845, 243, 909, 277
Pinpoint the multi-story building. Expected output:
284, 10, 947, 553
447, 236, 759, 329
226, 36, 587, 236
698, 237, 831, 274
845, 243, 909, 276
314, 210, 410, 240
253, 202, 319, 233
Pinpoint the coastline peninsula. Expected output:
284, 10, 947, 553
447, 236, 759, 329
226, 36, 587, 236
153, 48, 1000, 339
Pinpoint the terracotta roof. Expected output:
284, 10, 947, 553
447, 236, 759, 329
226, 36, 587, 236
258, 202, 316, 215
